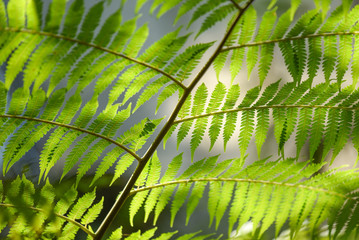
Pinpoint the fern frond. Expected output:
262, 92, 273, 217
197, 4, 237, 38
216, 1, 359, 87
0, 177, 103, 239
129, 158, 359, 238
171, 79, 359, 162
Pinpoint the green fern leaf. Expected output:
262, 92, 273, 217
153, 231, 178, 240
62, 0, 84, 38
67, 50, 106, 91
229, 48, 245, 83
5, 35, 41, 89
229, 6, 256, 81
189, 83, 208, 156
0, 88, 28, 136
109, 17, 138, 51
130, 164, 151, 226
331, 199, 355, 238
190, 117, 207, 160
81, 197, 104, 226
156, 83, 182, 113
215, 182, 236, 230
238, 110, 255, 162
222, 84, 240, 150
2, 91, 47, 173
152, 154, 183, 224
62, 104, 120, 181
28, 0, 44, 28
342, 201, 359, 238
0, 33, 25, 69
100, 60, 132, 103
0, 0, 6, 28
170, 184, 191, 227
139, 29, 181, 64
110, 153, 135, 186
44, 0, 67, 32
76, 140, 112, 186
352, 36, 359, 87
331, 109, 352, 162
40, 97, 97, 180
256, 7, 276, 83
153, 184, 176, 225
23, 38, 57, 90
169, 159, 205, 226
122, 69, 158, 105
295, 108, 311, 157
309, 108, 326, 159
255, 109, 269, 159
336, 35, 352, 87
252, 185, 273, 234
259, 44, 275, 86
26, 0, 41, 30
31, 40, 68, 91
186, 156, 218, 225
271, 10, 291, 39
68, 189, 96, 220
123, 23, 149, 57
213, 51, 229, 79
322, 108, 340, 161
77, 2, 103, 42
168, 42, 214, 81
140, 228, 157, 239
197, 4, 236, 38
109, 227, 123, 240
323, 36, 337, 82
38, 93, 81, 181
275, 187, 295, 237
7, 0, 26, 28
258, 186, 283, 237
307, 37, 322, 84
207, 82, 226, 113
246, 46, 258, 80
224, 84, 240, 110
90, 147, 126, 186
207, 83, 226, 149
239, 185, 267, 228
174, 1, 201, 24
188, 0, 223, 30
0, 81, 6, 115
95, 9, 122, 46
209, 114, 224, 151
223, 111, 237, 152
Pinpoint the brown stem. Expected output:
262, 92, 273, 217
93, 1, 254, 238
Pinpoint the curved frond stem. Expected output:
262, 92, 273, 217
94, 1, 255, 239
0, 114, 141, 161
0, 27, 186, 90
128, 178, 351, 200
0, 203, 95, 237
221, 31, 359, 52
229, 0, 243, 10
187, 0, 255, 92
173, 104, 358, 124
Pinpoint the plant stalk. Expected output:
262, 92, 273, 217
94, 0, 254, 238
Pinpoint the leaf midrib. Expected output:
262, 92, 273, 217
0, 114, 141, 161
0, 27, 186, 89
